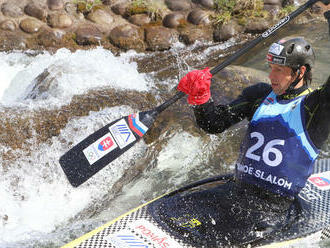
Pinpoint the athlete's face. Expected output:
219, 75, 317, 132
268, 64, 295, 95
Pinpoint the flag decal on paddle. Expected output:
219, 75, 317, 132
128, 113, 149, 137
83, 133, 118, 165
59, 110, 156, 187
110, 118, 136, 149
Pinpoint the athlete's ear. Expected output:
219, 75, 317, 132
298, 65, 307, 79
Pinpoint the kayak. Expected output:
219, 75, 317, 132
62, 158, 330, 248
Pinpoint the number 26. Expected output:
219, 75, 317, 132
245, 132, 285, 167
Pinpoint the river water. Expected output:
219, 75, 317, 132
0, 21, 329, 248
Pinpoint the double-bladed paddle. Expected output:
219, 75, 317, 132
59, 0, 324, 187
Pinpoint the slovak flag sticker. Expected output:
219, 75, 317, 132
98, 137, 114, 151
308, 171, 330, 191
83, 133, 118, 165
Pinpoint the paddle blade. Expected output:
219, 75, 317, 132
59, 110, 157, 187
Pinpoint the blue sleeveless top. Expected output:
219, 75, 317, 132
235, 90, 319, 196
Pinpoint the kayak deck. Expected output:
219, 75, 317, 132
62, 159, 330, 248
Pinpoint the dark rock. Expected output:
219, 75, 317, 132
245, 18, 271, 33
187, 9, 210, 25
1, 2, 24, 18
111, 2, 128, 16
0, 32, 26, 50
213, 20, 244, 41
24, 3, 48, 22
37, 28, 69, 48
194, 0, 215, 9
47, 12, 73, 28
109, 24, 145, 51
0, 20, 17, 31
179, 25, 213, 44
264, 0, 282, 5
87, 9, 114, 25
128, 14, 151, 26
24, 69, 54, 100
102, 0, 113, 5
75, 25, 103, 45
145, 26, 179, 51
263, 4, 281, 15
165, 0, 191, 11
47, 0, 64, 10
283, 0, 301, 6
163, 12, 185, 28
19, 18, 42, 33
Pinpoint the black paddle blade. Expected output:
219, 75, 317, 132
59, 110, 158, 187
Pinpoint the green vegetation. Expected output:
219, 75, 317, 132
278, 5, 297, 18
73, 0, 102, 13
128, 0, 168, 21
212, 0, 269, 25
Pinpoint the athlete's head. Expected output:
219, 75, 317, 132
267, 37, 315, 95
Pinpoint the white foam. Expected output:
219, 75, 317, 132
0, 48, 150, 108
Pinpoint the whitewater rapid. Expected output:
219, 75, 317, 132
0, 48, 149, 108
0, 48, 154, 247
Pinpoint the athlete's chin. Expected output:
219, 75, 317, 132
272, 87, 280, 95
271, 85, 284, 95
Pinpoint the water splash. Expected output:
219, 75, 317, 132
0, 48, 150, 108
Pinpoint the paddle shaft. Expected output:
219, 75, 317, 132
154, 0, 320, 114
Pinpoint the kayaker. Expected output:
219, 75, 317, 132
177, 34, 330, 245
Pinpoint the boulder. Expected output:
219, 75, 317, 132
213, 20, 244, 41
163, 12, 185, 28
187, 9, 210, 25
75, 25, 103, 45
264, 0, 283, 5
165, 0, 191, 11
109, 24, 145, 51
1, 2, 24, 18
263, 4, 281, 15
47, 12, 73, 28
245, 18, 271, 33
0, 32, 27, 50
194, 0, 215, 9
24, 3, 48, 22
47, 0, 64, 10
145, 26, 178, 51
0, 20, 17, 31
37, 28, 68, 48
111, 2, 128, 16
128, 14, 151, 26
20, 18, 42, 33
179, 25, 213, 44
102, 0, 112, 5
87, 9, 114, 25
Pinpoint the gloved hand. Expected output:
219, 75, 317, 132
177, 67, 212, 105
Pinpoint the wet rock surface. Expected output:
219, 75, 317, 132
0, 0, 325, 52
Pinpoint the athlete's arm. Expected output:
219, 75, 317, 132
193, 83, 272, 134
304, 75, 330, 149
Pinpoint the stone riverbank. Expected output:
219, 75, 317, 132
0, 0, 326, 53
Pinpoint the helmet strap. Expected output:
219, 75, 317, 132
286, 68, 302, 94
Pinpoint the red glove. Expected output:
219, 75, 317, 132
177, 67, 212, 105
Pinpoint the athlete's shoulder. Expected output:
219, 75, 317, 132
305, 76, 330, 103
